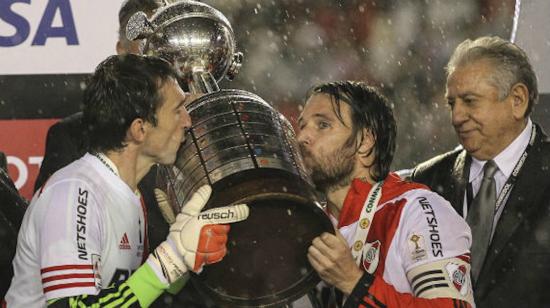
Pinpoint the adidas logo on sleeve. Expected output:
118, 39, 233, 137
119, 233, 131, 250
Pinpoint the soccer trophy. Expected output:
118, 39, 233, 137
127, 1, 333, 306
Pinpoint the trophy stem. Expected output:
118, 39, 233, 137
189, 71, 220, 94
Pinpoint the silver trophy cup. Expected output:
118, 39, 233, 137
128, 1, 333, 306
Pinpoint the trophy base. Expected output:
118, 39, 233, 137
191, 168, 333, 307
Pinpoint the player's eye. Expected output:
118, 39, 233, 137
318, 121, 330, 129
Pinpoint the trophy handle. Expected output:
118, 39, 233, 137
189, 70, 220, 94
226, 52, 244, 81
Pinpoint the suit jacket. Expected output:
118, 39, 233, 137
34, 112, 206, 307
34, 112, 86, 192
411, 124, 550, 307
0, 152, 27, 298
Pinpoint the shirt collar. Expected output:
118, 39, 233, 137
469, 118, 533, 182
88, 152, 141, 197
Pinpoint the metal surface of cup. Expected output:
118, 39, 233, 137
128, 0, 239, 83
166, 89, 333, 307
129, 1, 334, 306
174, 89, 308, 202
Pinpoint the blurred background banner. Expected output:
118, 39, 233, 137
512, 0, 550, 129
0, 0, 123, 75
0, 0, 522, 199
0, 119, 57, 199
1, 0, 123, 198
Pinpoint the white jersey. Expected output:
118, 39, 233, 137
331, 174, 474, 306
291, 175, 474, 308
6, 153, 147, 307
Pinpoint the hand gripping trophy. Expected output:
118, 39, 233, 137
127, 1, 333, 306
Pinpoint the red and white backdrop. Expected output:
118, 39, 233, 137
0, 0, 123, 199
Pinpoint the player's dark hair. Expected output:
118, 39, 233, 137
83, 54, 178, 153
306, 81, 396, 181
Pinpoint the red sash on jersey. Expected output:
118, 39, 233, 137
338, 173, 428, 229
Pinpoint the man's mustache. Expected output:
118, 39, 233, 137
298, 143, 312, 158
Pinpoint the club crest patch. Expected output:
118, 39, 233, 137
360, 240, 381, 274
445, 262, 469, 296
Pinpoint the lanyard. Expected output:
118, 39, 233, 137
467, 124, 536, 214
492, 124, 536, 214
351, 181, 383, 265
92, 152, 120, 177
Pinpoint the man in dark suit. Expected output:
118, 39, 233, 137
0, 151, 27, 298
411, 36, 550, 307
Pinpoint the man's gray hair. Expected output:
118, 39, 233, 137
446, 36, 538, 116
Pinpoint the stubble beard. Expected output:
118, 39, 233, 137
300, 145, 355, 192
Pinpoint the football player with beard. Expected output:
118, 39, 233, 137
297, 81, 474, 308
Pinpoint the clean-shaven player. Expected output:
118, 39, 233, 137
6, 54, 249, 307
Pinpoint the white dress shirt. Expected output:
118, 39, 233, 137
463, 118, 533, 239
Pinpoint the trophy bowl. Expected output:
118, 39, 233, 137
128, 0, 239, 84
158, 89, 334, 307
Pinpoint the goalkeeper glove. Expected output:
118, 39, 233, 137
147, 185, 249, 283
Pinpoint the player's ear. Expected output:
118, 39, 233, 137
128, 118, 147, 143
116, 41, 124, 55
358, 129, 374, 156
357, 128, 375, 167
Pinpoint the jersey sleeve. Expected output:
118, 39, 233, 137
47, 263, 174, 308
37, 179, 104, 301
344, 273, 473, 308
344, 190, 474, 308
398, 190, 472, 271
